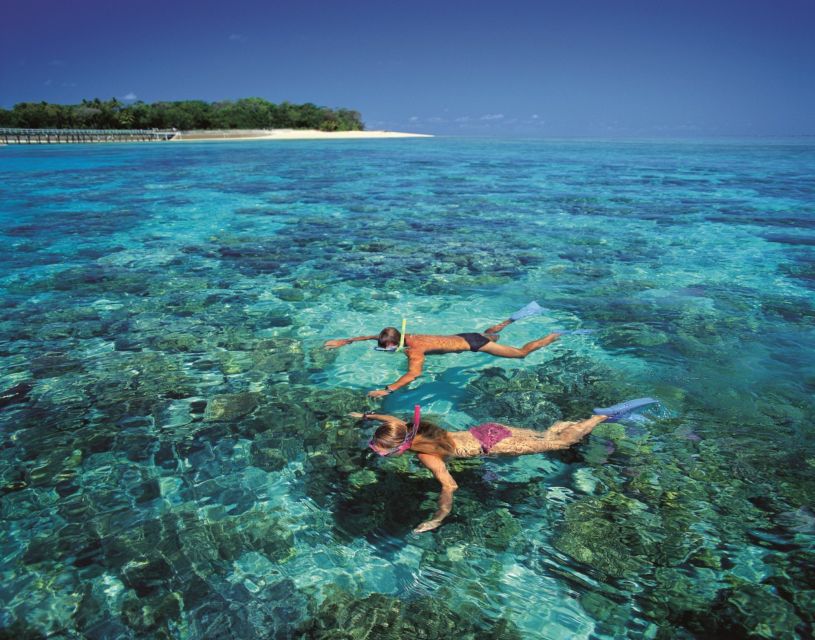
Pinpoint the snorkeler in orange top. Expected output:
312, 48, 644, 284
325, 311, 560, 398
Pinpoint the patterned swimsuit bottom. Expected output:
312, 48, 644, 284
468, 422, 512, 454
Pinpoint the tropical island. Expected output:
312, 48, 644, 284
0, 98, 430, 142
0, 98, 363, 131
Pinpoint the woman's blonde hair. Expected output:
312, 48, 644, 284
372, 419, 455, 456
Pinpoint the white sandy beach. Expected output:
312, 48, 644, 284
172, 129, 431, 141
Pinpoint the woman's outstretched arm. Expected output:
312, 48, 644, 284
348, 412, 405, 425
414, 453, 458, 533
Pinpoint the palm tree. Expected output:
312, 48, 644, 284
118, 110, 135, 129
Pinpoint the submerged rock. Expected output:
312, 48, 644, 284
30, 352, 83, 378
307, 345, 339, 371
462, 354, 625, 427
299, 585, 522, 639
274, 287, 305, 302
470, 507, 523, 552
708, 583, 804, 640
579, 591, 633, 639
121, 589, 183, 635
249, 441, 288, 472
210, 510, 296, 563
204, 392, 261, 422
252, 338, 305, 374
552, 492, 662, 578
153, 332, 201, 353
0, 381, 33, 408
244, 579, 309, 638
121, 557, 175, 597
348, 469, 378, 488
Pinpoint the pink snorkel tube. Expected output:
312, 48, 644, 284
395, 404, 421, 454
369, 404, 421, 457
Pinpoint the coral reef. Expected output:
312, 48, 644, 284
2, 139, 814, 639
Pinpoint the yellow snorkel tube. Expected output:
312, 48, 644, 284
396, 318, 407, 351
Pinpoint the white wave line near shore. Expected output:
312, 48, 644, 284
173, 128, 432, 141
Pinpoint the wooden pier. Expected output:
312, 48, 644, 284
0, 128, 178, 144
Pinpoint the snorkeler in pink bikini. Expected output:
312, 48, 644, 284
351, 398, 657, 533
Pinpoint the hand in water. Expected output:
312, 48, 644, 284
368, 389, 389, 398
413, 519, 442, 533
323, 339, 348, 349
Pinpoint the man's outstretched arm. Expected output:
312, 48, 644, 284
368, 351, 425, 398
324, 335, 378, 349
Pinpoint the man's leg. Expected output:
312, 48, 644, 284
478, 333, 559, 358
483, 318, 513, 339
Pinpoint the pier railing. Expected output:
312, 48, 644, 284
0, 128, 178, 144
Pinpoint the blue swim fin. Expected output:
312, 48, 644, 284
510, 301, 545, 321
593, 397, 659, 422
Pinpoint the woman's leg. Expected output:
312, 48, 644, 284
490, 416, 608, 455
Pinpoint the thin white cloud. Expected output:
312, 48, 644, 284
121, 92, 138, 101
409, 116, 419, 122
229, 33, 247, 42
454, 116, 471, 123
44, 79, 52, 86
480, 113, 504, 121
49, 59, 66, 67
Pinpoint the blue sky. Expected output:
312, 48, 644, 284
2, 0, 814, 136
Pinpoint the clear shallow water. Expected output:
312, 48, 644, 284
1, 138, 814, 638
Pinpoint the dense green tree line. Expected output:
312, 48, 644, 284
0, 98, 364, 131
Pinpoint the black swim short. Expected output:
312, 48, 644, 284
456, 332, 490, 352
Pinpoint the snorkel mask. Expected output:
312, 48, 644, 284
373, 318, 407, 353
369, 405, 421, 457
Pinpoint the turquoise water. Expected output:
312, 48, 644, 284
1, 138, 814, 638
